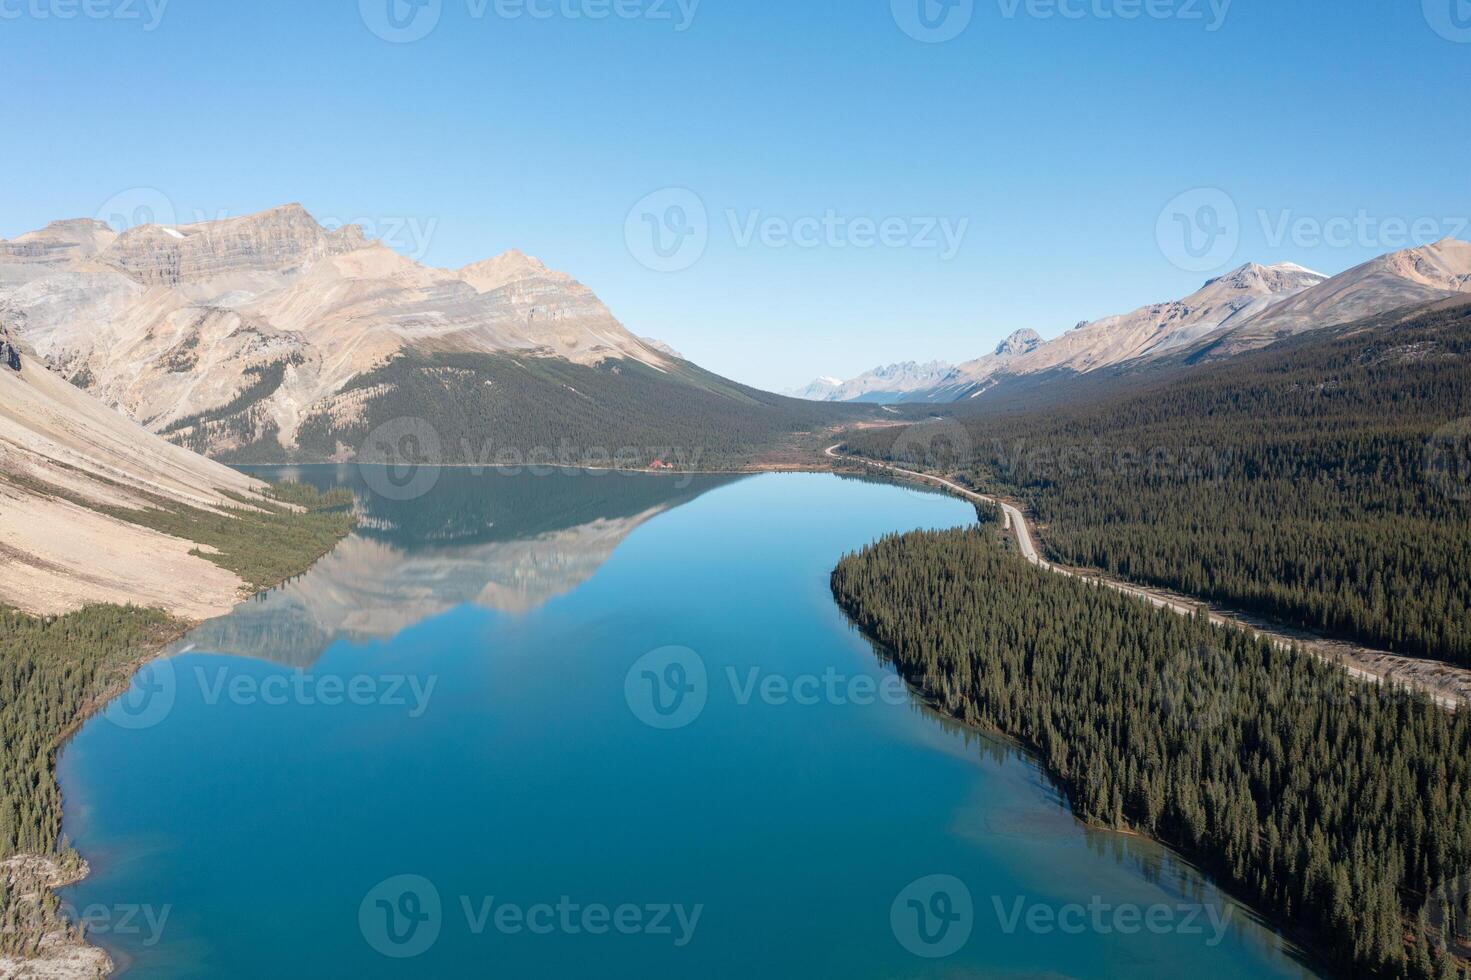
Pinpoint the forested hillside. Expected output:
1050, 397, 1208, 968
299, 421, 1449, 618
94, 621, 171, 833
843, 300, 1471, 663
206, 352, 876, 467
833, 527, 1471, 980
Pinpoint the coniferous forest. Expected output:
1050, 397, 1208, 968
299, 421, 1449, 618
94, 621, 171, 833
833, 526, 1471, 980
0, 483, 354, 958
843, 301, 1471, 664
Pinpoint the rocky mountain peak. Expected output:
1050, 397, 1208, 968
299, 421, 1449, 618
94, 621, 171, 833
995, 329, 1041, 357
1387, 237, 1471, 289
0, 219, 118, 265
1204, 262, 1327, 294
99, 204, 367, 287
458, 249, 564, 293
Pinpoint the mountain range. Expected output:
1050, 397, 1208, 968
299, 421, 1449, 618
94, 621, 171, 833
795, 240, 1471, 403
0, 204, 863, 464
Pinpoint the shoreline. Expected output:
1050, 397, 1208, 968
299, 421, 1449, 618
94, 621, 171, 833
836, 599, 1341, 980
4, 487, 353, 979
0, 856, 113, 980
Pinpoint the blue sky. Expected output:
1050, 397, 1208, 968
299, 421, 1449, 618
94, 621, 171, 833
2, 0, 1468, 391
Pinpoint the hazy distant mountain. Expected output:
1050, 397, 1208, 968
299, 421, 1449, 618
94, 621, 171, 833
787, 375, 843, 400
639, 336, 684, 359
790, 361, 959, 403
0, 205, 864, 462
0, 321, 269, 617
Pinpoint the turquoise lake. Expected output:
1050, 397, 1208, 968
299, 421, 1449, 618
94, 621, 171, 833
58, 468, 1323, 978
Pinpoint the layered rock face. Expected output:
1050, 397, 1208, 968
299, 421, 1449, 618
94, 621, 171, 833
0, 219, 117, 266
0, 204, 669, 456
99, 206, 368, 287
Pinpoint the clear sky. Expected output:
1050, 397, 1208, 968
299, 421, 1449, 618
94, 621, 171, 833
3, 0, 1468, 391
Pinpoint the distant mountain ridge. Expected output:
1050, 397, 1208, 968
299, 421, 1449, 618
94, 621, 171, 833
796, 243, 1471, 403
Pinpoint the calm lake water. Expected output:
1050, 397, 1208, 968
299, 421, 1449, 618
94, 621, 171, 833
59, 468, 1322, 979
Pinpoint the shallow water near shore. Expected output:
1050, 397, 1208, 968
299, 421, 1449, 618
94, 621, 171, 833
58, 468, 1322, 978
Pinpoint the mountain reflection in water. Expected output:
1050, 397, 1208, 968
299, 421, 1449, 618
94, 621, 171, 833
179, 466, 745, 668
